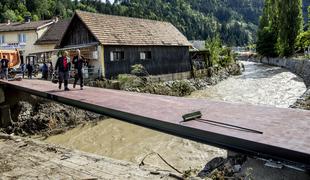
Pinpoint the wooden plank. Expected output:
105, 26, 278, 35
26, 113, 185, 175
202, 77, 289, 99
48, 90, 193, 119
1, 79, 310, 166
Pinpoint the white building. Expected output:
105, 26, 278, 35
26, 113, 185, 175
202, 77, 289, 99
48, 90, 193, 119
0, 19, 56, 64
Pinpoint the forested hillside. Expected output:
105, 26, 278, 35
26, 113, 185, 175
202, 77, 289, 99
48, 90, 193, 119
0, 0, 263, 45
0, 0, 264, 46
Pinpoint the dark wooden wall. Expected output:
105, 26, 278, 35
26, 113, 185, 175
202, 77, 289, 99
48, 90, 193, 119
103, 46, 191, 78
59, 15, 97, 48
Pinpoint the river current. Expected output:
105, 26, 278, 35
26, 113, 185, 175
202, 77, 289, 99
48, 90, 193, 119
45, 61, 306, 171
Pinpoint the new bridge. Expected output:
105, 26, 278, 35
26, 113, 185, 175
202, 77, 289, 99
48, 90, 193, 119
1, 79, 310, 166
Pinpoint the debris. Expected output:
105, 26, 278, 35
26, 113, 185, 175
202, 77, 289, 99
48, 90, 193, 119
46, 147, 57, 153
60, 154, 71, 160
264, 161, 283, 169
197, 157, 225, 177
150, 171, 160, 175
18, 143, 28, 148
233, 164, 242, 173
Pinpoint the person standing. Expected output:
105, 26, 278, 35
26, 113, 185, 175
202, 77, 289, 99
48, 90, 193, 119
72, 49, 86, 90
41, 62, 48, 80
20, 62, 25, 78
1, 56, 9, 80
48, 62, 53, 79
55, 51, 71, 91
26, 62, 33, 79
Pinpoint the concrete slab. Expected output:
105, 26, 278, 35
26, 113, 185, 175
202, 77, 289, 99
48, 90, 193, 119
1, 79, 310, 165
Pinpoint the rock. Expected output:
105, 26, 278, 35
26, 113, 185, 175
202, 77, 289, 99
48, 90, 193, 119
233, 164, 242, 173
197, 157, 225, 178
223, 162, 234, 175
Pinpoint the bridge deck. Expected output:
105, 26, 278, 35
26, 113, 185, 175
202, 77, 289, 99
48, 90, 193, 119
1, 79, 310, 165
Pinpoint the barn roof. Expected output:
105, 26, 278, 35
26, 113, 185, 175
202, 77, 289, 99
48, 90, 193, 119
65, 10, 191, 46
35, 19, 70, 45
0, 20, 54, 32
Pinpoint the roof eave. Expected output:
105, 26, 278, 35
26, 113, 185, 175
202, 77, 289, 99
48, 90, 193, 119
36, 21, 55, 31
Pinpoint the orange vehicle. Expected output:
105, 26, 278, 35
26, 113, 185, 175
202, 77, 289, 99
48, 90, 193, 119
0, 49, 21, 68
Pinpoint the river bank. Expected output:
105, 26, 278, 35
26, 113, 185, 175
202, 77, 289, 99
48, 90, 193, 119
87, 63, 242, 97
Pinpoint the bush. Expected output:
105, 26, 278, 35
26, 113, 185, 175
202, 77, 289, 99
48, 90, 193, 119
296, 31, 310, 53
205, 35, 221, 66
219, 47, 234, 67
117, 74, 145, 89
130, 64, 149, 76
170, 80, 196, 96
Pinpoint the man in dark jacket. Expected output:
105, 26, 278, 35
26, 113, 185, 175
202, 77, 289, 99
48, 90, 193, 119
1, 56, 9, 80
72, 49, 86, 90
26, 62, 33, 79
55, 51, 71, 91
41, 62, 48, 80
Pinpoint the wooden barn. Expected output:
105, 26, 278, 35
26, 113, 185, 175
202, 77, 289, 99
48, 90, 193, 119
57, 10, 192, 79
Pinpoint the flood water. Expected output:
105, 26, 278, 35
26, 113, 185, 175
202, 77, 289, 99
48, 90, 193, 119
190, 61, 306, 108
45, 61, 307, 172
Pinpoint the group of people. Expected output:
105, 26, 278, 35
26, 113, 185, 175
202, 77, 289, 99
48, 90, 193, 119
20, 61, 48, 80
1, 49, 86, 90
55, 49, 86, 91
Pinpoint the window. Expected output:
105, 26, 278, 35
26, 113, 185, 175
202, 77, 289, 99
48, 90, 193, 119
140, 51, 152, 60
110, 51, 124, 61
0, 35, 4, 44
18, 33, 26, 43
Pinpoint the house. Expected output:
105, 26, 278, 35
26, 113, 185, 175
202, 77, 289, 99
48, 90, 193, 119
57, 10, 192, 79
0, 18, 56, 64
189, 40, 211, 69
32, 19, 70, 64
190, 40, 206, 51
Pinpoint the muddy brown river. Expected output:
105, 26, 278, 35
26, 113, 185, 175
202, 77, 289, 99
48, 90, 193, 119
45, 62, 307, 172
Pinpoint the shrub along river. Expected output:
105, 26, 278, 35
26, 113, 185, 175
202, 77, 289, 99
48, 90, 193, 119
45, 61, 307, 172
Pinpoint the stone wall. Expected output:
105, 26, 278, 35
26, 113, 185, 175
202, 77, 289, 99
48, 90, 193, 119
252, 57, 310, 87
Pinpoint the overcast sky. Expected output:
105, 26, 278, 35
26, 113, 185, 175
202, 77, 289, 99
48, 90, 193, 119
102, 0, 115, 3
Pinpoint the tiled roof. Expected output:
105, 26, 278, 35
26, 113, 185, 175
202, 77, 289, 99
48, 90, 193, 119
74, 10, 191, 46
0, 20, 54, 32
189, 40, 206, 50
35, 19, 70, 45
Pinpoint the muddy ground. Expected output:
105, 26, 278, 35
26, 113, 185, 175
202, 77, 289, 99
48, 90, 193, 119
0, 133, 179, 179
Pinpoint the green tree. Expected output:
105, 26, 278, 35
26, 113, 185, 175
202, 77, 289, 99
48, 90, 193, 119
257, 0, 279, 57
257, 27, 278, 57
277, 0, 303, 57
205, 34, 221, 66
2, 9, 18, 22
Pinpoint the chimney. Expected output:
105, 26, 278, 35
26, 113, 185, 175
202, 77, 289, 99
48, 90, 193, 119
24, 16, 31, 23
6, 19, 10, 25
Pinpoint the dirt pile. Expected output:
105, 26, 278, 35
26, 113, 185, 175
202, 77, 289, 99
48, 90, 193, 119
1, 99, 104, 136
